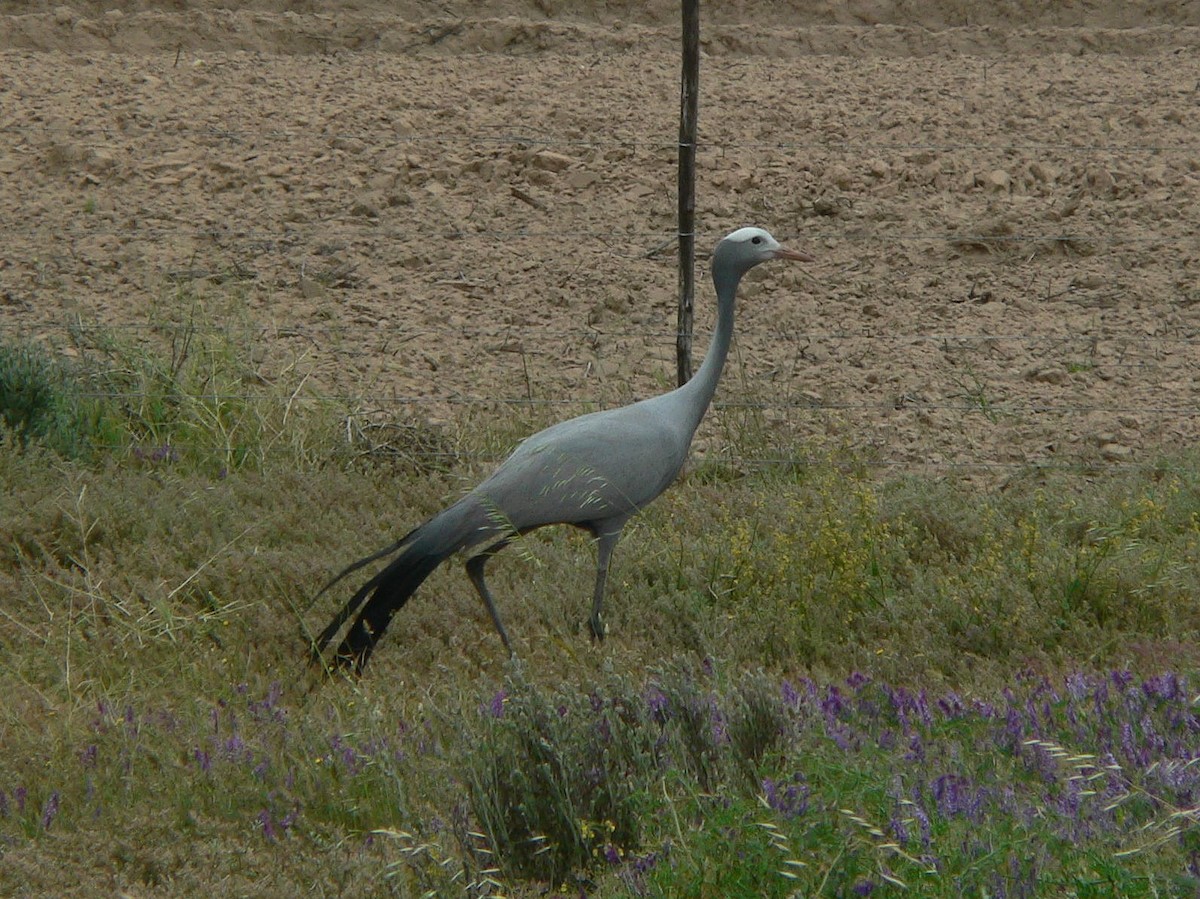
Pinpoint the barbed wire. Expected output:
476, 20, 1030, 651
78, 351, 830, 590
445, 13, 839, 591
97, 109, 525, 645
42, 388, 1200, 418
7, 319, 1200, 350
61, 437, 1200, 477
7, 223, 1197, 248
6, 122, 1200, 154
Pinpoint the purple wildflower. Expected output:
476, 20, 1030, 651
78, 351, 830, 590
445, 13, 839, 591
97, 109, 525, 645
193, 748, 212, 773
1065, 672, 1090, 701
1023, 741, 1061, 785
709, 697, 729, 746
781, 680, 800, 709
826, 723, 854, 752
1188, 844, 1200, 876
821, 686, 845, 719
249, 681, 286, 723
1002, 706, 1025, 748
852, 879, 876, 895
40, 792, 60, 830
80, 745, 98, 768
1142, 673, 1185, 702
595, 716, 613, 745
645, 686, 670, 723
633, 850, 661, 874
222, 732, 250, 763
915, 690, 933, 727
617, 850, 660, 895
931, 773, 984, 820
762, 774, 809, 819
905, 731, 925, 763
973, 699, 998, 719
258, 809, 278, 841
154, 443, 178, 463
488, 690, 507, 718
14, 786, 27, 813
908, 793, 932, 847
1119, 721, 1140, 766
846, 671, 870, 691
329, 735, 361, 773
938, 691, 965, 719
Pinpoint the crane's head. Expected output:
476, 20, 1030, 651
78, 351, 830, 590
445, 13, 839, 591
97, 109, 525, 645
713, 227, 814, 278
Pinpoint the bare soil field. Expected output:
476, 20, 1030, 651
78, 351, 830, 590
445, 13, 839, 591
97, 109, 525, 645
3, 1, 1200, 476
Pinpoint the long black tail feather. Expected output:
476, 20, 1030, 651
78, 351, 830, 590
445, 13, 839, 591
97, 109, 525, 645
309, 563, 392, 664
310, 528, 453, 675
329, 552, 445, 673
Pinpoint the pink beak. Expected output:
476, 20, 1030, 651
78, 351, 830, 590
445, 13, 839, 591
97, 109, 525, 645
773, 245, 816, 263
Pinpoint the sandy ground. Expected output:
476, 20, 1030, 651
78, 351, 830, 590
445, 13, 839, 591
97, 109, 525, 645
2, 1, 1200, 478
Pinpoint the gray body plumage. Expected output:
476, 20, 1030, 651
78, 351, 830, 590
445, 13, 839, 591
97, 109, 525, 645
311, 227, 811, 673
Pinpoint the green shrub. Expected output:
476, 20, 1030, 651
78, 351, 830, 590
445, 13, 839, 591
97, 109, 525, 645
464, 667, 659, 885
717, 462, 896, 667
0, 290, 362, 473
0, 339, 115, 458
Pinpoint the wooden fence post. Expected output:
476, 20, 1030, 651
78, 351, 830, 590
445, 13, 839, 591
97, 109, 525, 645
676, 0, 699, 386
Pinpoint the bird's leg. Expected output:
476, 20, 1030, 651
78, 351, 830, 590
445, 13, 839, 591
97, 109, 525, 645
588, 529, 622, 642
466, 539, 514, 654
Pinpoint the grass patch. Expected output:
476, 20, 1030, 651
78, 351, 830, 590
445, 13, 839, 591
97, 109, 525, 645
3, 304, 1200, 894
0, 284, 448, 476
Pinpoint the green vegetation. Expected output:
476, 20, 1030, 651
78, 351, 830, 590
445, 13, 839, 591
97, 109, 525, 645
3, 303, 1200, 895
0, 287, 353, 474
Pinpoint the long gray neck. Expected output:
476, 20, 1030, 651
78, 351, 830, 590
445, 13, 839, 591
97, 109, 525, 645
673, 260, 742, 433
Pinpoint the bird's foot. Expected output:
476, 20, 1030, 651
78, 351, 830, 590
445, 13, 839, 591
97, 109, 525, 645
588, 614, 606, 643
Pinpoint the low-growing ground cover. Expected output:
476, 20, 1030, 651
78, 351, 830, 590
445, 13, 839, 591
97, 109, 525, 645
3, 328, 1200, 895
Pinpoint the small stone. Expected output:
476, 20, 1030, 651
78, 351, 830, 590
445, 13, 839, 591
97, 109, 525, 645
525, 168, 556, 186
530, 150, 573, 173
1086, 167, 1116, 193
86, 148, 117, 172
1100, 443, 1132, 462
1071, 273, 1105, 290
1028, 161, 1055, 183
299, 278, 326, 300
566, 170, 600, 190
827, 163, 854, 189
1023, 365, 1069, 385
977, 169, 1011, 191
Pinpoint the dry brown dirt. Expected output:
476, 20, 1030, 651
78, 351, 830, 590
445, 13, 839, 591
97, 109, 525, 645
2, 1, 1200, 478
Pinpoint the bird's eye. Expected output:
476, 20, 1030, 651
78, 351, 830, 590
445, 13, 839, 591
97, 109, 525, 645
751, 236, 763, 245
